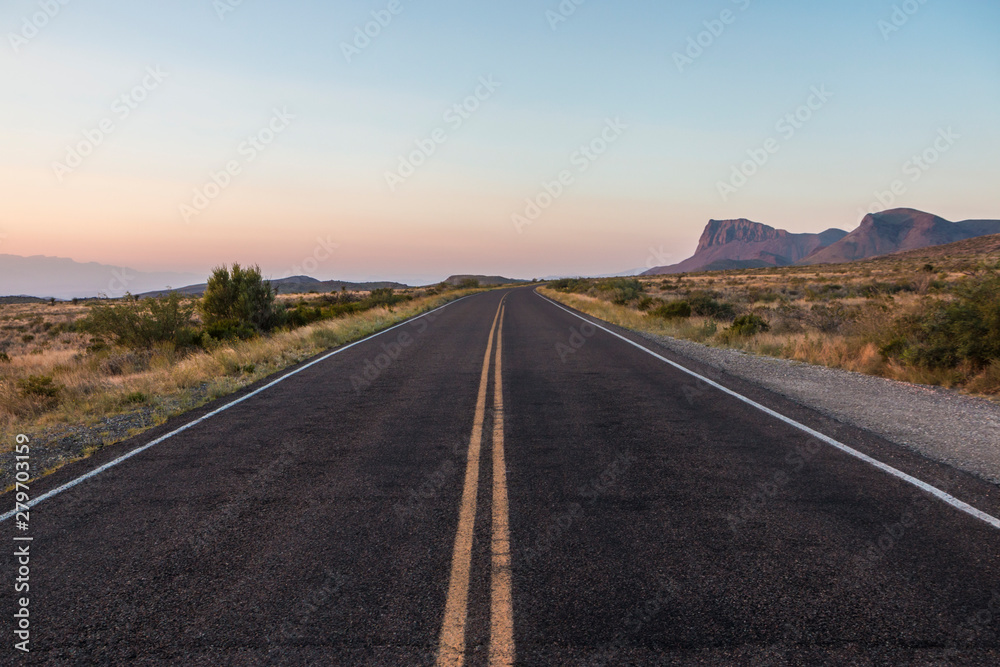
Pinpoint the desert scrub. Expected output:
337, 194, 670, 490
725, 314, 770, 338
0, 288, 484, 454
880, 274, 1000, 371
82, 292, 199, 349
651, 301, 692, 319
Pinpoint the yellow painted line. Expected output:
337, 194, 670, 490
437, 297, 505, 667
490, 303, 515, 666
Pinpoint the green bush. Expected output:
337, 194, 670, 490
202, 318, 257, 341
549, 278, 593, 293
123, 391, 148, 405
82, 293, 197, 349
201, 263, 284, 335
364, 287, 410, 309
596, 278, 644, 305
882, 274, 1000, 369
18, 374, 61, 398
726, 314, 770, 337
688, 293, 736, 321
651, 301, 692, 319
458, 278, 480, 289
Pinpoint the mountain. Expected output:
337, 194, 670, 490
799, 209, 1000, 265
642, 219, 847, 275
139, 276, 409, 298
0, 254, 205, 300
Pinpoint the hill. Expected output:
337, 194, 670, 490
800, 209, 1000, 265
643, 219, 847, 275
0, 254, 204, 300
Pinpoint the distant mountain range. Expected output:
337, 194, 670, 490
138, 276, 409, 298
643, 208, 1000, 275
0, 253, 529, 300
0, 254, 206, 300
799, 209, 1000, 265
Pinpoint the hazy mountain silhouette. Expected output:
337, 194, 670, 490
799, 208, 1000, 265
642, 219, 846, 275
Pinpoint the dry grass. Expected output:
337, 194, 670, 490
0, 289, 480, 453
540, 245, 1000, 398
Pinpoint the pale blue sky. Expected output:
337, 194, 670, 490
1, 0, 998, 282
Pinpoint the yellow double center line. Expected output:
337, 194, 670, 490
437, 297, 514, 667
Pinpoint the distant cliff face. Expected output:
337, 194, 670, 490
800, 209, 1000, 265
695, 219, 787, 253
644, 219, 847, 275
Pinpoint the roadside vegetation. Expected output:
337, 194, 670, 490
0, 265, 484, 458
542, 238, 1000, 397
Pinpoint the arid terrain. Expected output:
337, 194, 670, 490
0, 284, 483, 477
545, 234, 1000, 397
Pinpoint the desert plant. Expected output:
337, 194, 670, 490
597, 278, 644, 305
651, 301, 692, 319
881, 274, 1000, 369
201, 263, 284, 335
726, 314, 770, 337
688, 293, 736, 321
18, 374, 61, 399
549, 278, 593, 293
82, 293, 197, 349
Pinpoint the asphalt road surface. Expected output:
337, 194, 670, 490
5, 287, 1000, 665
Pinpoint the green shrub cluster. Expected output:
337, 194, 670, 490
82, 293, 198, 349
881, 274, 1000, 369
726, 314, 770, 337
201, 264, 283, 334
549, 278, 594, 293
651, 301, 692, 319
18, 374, 61, 399
688, 293, 736, 321
596, 278, 644, 305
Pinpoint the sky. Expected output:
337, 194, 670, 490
1, 0, 998, 285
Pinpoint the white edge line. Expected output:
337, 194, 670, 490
537, 291, 1000, 531
0, 296, 472, 523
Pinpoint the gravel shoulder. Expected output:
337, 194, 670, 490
636, 330, 1000, 486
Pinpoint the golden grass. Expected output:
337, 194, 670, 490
0, 290, 481, 453
539, 285, 998, 399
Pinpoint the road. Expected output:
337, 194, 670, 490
5, 287, 1000, 665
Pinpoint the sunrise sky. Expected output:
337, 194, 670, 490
2, 0, 998, 285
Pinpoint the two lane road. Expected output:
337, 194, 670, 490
6, 287, 1000, 665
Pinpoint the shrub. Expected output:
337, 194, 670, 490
202, 318, 257, 341
688, 293, 736, 321
726, 314, 770, 337
549, 278, 593, 293
597, 278, 644, 305
651, 301, 692, 319
458, 278, 480, 289
0, 352, 9, 363
123, 391, 148, 405
82, 293, 197, 349
881, 274, 1000, 369
201, 263, 284, 334
18, 374, 61, 398
365, 287, 409, 309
